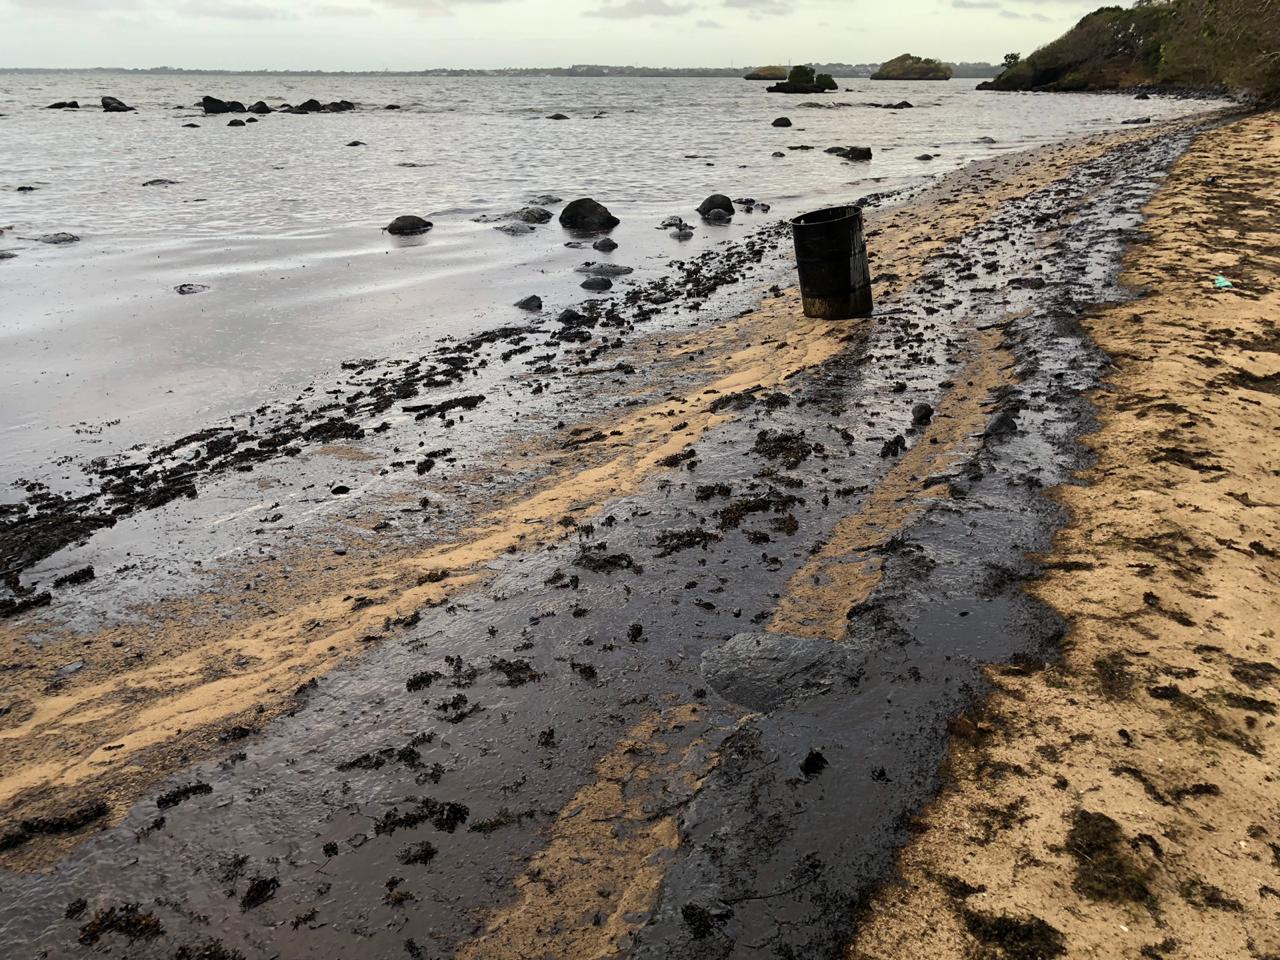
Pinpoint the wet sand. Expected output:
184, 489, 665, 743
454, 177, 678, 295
0, 109, 1257, 959
850, 111, 1279, 959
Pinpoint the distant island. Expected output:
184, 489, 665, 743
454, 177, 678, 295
978, 0, 1275, 98
871, 54, 954, 81
766, 65, 839, 94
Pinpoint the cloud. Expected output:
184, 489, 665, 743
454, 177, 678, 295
952, 0, 999, 7
721, 0, 788, 15
695, 17, 723, 27
999, 7, 1051, 19
314, 2, 373, 13
585, 0, 694, 16
176, 1, 296, 17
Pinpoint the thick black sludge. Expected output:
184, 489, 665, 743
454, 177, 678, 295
0, 126, 1211, 960
631, 131, 1200, 958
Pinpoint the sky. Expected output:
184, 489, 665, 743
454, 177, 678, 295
1, 0, 1107, 71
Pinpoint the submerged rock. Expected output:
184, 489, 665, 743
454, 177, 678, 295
826, 145, 873, 161
101, 96, 135, 113
38, 232, 80, 244
574, 261, 634, 277
704, 209, 732, 224
142, 179, 179, 187
592, 237, 618, 252
580, 276, 613, 292
385, 215, 433, 236
1122, 116, 1152, 125
772, 116, 792, 127
495, 222, 535, 236
47, 101, 79, 109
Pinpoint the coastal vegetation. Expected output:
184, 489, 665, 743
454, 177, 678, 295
744, 65, 787, 80
871, 54, 954, 80
980, 0, 1280, 100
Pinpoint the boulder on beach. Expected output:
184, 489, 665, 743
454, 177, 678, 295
574, 262, 634, 277
101, 96, 135, 113
772, 117, 792, 127
826, 145, 873, 161
514, 295, 542, 311
697, 194, 734, 218
559, 198, 619, 232
248, 101, 273, 114
592, 237, 618, 252
385, 215, 433, 236
581, 276, 613, 292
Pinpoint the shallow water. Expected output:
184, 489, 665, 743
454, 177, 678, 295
0, 72, 1219, 487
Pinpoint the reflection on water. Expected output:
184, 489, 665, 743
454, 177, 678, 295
0, 72, 1221, 486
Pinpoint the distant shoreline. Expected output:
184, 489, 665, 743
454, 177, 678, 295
0, 63, 1000, 79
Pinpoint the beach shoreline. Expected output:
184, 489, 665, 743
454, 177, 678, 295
0, 109, 1264, 960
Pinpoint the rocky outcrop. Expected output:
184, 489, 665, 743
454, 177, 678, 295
101, 97, 135, 113
870, 54, 952, 80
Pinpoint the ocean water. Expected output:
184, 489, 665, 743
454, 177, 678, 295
0, 72, 1220, 486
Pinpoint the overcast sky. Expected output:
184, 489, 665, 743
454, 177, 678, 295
2, 0, 1102, 70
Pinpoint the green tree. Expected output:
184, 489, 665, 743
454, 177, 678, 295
1003, 52, 1022, 68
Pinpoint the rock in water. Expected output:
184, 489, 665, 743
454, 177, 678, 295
514, 207, 553, 224
47, 101, 79, 109
142, 179, 179, 187
248, 101, 273, 114
385, 215, 433, 236
580, 276, 613, 292
772, 117, 792, 127
1121, 116, 1151, 125
182, 123, 200, 128
546, 113, 569, 120
559, 198, 619, 231
346, 140, 366, 147
697, 194, 734, 218
202, 96, 229, 114
101, 96, 135, 113
826, 145, 873, 161
495, 222, 535, 236
514, 295, 542, 311
704, 209, 732, 224
592, 237, 618, 252
385, 104, 401, 109
574, 262, 634, 277
38, 233, 80, 244
228, 119, 246, 127
175, 283, 210, 295
915, 153, 934, 161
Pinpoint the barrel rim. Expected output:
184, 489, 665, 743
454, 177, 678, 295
791, 204, 862, 229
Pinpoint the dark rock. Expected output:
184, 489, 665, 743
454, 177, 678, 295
325, 100, 356, 112
559, 197, 619, 231
346, 140, 366, 146
671, 228, 695, 240
385, 104, 401, 109
883, 100, 914, 109
915, 153, 935, 160
528, 194, 562, 205
182, 123, 200, 128
546, 113, 569, 120
142, 178, 178, 187
228, 119, 246, 127
912, 402, 934, 426
101, 96, 135, 113
175, 283, 210, 295
826, 145, 873, 161
47, 101, 79, 109
697, 194, 734, 218
331, 484, 351, 496
592, 237, 618, 252
772, 151, 786, 158
296, 99, 324, 113
1134, 92, 1151, 100
704, 209, 732, 224
975, 136, 997, 143
0, 252, 17, 261
201, 96, 234, 114
248, 101, 273, 114
514, 295, 542, 311
385, 215, 433, 236
771, 117, 792, 127
38, 232, 80, 244
245, 117, 258, 123
514, 206, 552, 224
581, 276, 613, 292
16, 186, 36, 192
1121, 116, 1151, 125
495, 222, 535, 236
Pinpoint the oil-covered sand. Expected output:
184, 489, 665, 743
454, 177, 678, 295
3, 111, 1270, 960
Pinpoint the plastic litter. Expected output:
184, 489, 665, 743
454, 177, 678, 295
1213, 275, 1234, 289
